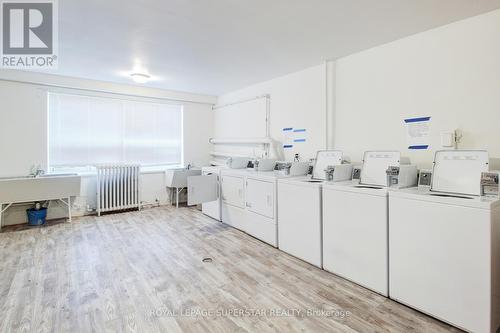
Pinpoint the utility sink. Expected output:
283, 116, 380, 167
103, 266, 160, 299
0, 174, 81, 204
165, 168, 201, 188
165, 168, 202, 208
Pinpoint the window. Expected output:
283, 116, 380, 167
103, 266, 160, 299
48, 92, 183, 170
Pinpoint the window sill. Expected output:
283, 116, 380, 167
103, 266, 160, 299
141, 165, 184, 174
48, 165, 185, 177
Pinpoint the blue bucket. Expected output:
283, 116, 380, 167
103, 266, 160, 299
27, 208, 47, 226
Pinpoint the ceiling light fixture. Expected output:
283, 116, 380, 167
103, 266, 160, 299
130, 73, 151, 84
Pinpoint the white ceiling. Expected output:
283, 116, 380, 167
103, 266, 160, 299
48, 0, 500, 95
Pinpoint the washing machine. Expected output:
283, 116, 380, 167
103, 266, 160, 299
322, 151, 417, 296
389, 150, 500, 333
277, 151, 353, 267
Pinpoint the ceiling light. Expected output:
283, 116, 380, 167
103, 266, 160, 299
130, 73, 151, 84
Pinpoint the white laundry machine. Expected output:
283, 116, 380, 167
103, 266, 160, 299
322, 151, 417, 296
200, 165, 225, 221
277, 151, 353, 267
220, 162, 309, 247
389, 150, 500, 333
221, 169, 276, 245
189, 160, 250, 221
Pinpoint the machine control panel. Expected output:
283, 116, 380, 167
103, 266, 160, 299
386, 166, 400, 186
352, 167, 362, 181
418, 170, 433, 188
324, 166, 336, 181
385, 165, 418, 188
274, 162, 291, 175
480, 171, 499, 197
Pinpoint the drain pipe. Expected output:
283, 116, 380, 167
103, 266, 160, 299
325, 61, 336, 150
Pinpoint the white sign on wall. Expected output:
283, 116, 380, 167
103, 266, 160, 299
404, 116, 431, 150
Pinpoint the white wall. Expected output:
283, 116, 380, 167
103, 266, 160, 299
0, 72, 215, 226
217, 64, 327, 162
334, 9, 500, 168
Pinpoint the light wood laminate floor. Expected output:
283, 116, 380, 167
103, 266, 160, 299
0, 206, 462, 333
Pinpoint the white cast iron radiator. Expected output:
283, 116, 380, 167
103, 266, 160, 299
96, 165, 141, 216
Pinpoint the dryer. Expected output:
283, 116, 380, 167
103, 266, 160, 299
189, 160, 308, 247
189, 160, 248, 221
221, 169, 276, 245
389, 150, 500, 333
219, 163, 309, 247
322, 151, 417, 296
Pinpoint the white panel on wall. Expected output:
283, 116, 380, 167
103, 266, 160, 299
214, 97, 268, 139
217, 64, 327, 161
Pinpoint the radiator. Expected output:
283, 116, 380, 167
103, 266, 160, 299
96, 165, 141, 216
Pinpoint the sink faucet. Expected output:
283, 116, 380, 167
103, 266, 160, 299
30, 164, 45, 178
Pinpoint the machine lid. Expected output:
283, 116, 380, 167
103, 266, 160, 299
360, 151, 400, 187
389, 187, 500, 209
312, 150, 343, 180
431, 150, 489, 196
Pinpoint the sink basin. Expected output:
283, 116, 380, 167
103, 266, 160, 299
40, 173, 78, 177
0, 173, 77, 181
0, 174, 81, 203
165, 168, 201, 188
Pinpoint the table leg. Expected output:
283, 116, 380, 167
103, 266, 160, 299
0, 203, 13, 232
175, 187, 179, 208
67, 197, 72, 222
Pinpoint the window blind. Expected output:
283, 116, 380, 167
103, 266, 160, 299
48, 92, 183, 168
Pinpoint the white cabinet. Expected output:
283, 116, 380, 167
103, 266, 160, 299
246, 178, 274, 219
221, 175, 245, 208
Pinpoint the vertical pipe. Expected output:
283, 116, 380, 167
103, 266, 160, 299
126, 166, 130, 208
132, 166, 136, 206
118, 166, 122, 209
104, 167, 108, 211
96, 168, 100, 216
110, 166, 113, 210
123, 166, 127, 208
109, 166, 113, 210
109, 166, 112, 210
135, 166, 139, 207
99, 167, 102, 212
326, 60, 336, 150
265, 94, 270, 158
135, 165, 141, 210
113, 166, 117, 209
